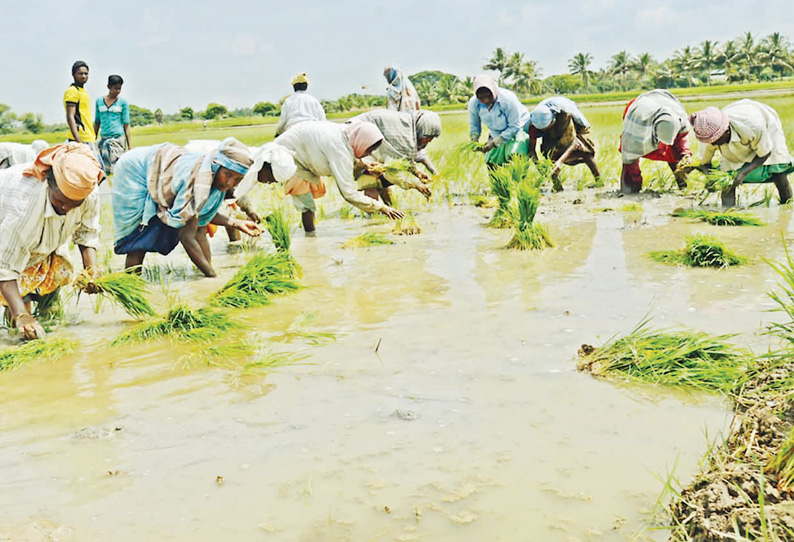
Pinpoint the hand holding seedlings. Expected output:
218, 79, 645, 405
16, 313, 46, 341
381, 206, 404, 220
235, 220, 264, 237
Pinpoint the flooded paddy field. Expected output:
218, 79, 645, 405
3, 105, 794, 541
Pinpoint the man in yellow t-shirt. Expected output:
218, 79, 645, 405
64, 61, 97, 144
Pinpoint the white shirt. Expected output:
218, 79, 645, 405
0, 165, 100, 281
701, 100, 792, 171
275, 91, 326, 136
274, 122, 386, 214
0, 142, 38, 168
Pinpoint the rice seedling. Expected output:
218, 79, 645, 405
265, 207, 292, 253
236, 350, 309, 376
469, 194, 496, 208
621, 202, 643, 212
649, 235, 747, 268
506, 178, 554, 250
577, 318, 748, 393
73, 270, 155, 318
704, 170, 734, 192
766, 427, 794, 494
280, 313, 337, 345
32, 289, 65, 324
210, 251, 300, 309
392, 213, 421, 235
486, 168, 514, 228
111, 304, 233, 345
0, 337, 76, 371
366, 159, 416, 178
766, 243, 794, 348
339, 205, 356, 220
455, 141, 484, 154
341, 232, 394, 248
177, 340, 259, 370
671, 208, 763, 226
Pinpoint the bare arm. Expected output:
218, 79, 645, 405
93, 118, 101, 140
124, 124, 132, 149
79, 245, 97, 273
0, 280, 44, 340
528, 133, 539, 161
210, 212, 263, 236
178, 218, 216, 277
734, 152, 771, 186
66, 103, 82, 142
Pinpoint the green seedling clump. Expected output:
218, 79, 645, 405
392, 213, 421, 236
0, 337, 76, 371
577, 319, 747, 393
112, 304, 233, 344
506, 179, 554, 250
672, 208, 763, 227
74, 270, 156, 318
704, 170, 734, 192
341, 232, 395, 248
265, 207, 292, 253
211, 251, 300, 309
649, 235, 747, 268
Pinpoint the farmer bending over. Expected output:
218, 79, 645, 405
469, 74, 530, 169
0, 144, 104, 340
690, 100, 793, 207
620, 90, 692, 194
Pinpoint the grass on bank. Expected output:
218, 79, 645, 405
649, 234, 747, 267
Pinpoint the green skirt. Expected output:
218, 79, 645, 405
733, 159, 794, 184
485, 131, 529, 166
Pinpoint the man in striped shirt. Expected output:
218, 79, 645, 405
0, 144, 103, 340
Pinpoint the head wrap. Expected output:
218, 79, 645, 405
414, 110, 442, 139
383, 65, 398, 83
530, 104, 554, 130
234, 143, 297, 197
344, 121, 385, 159
473, 74, 498, 101
23, 142, 102, 200
291, 72, 309, 86
211, 137, 253, 176
689, 107, 730, 144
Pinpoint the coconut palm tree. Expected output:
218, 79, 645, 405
608, 51, 635, 89
568, 52, 594, 90
415, 80, 437, 106
511, 60, 543, 96
760, 32, 794, 78
696, 40, 720, 81
633, 53, 655, 80
483, 48, 511, 85
435, 77, 464, 104
671, 46, 698, 86
732, 32, 761, 79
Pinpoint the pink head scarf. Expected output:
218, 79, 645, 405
689, 107, 730, 144
473, 74, 499, 101
344, 121, 384, 158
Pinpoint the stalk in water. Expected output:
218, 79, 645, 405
210, 251, 300, 309
74, 270, 156, 318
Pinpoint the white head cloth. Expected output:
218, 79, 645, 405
235, 142, 297, 198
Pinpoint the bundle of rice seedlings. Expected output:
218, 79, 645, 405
0, 337, 76, 371
506, 179, 554, 250
33, 290, 64, 324
766, 427, 794, 494
485, 161, 521, 229
705, 170, 734, 192
621, 202, 643, 213
367, 159, 416, 178
112, 304, 233, 344
341, 232, 394, 248
392, 213, 421, 236
577, 319, 747, 393
281, 313, 337, 345
649, 235, 747, 268
265, 207, 292, 253
671, 208, 763, 227
73, 270, 155, 318
210, 251, 300, 309
455, 141, 484, 154
534, 158, 555, 187
178, 340, 259, 370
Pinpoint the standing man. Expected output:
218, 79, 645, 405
275, 73, 326, 137
64, 60, 102, 168
275, 72, 327, 235
94, 74, 132, 175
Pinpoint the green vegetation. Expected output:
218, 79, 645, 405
649, 235, 747, 267
74, 270, 156, 318
265, 207, 292, 253
341, 232, 394, 248
392, 213, 421, 236
672, 208, 764, 226
506, 174, 554, 250
210, 251, 300, 309
0, 337, 76, 371
112, 304, 233, 344
577, 319, 747, 393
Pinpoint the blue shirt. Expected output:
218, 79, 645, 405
112, 145, 224, 242
468, 88, 530, 144
95, 97, 130, 139
538, 97, 590, 128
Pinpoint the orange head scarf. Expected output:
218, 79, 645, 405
343, 121, 384, 159
23, 143, 103, 200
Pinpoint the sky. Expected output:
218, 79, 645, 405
2, 0, 793, 123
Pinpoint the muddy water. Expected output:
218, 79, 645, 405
2, 192, 792, 541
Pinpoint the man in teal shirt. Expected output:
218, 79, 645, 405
94, 74, 131, 174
